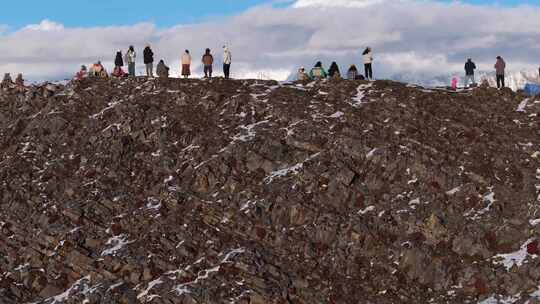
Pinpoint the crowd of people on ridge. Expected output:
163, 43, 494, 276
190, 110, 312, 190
298, 47, 374, 82
1, 43, 538, 91
297, 47, 520, 90
72, 44, 233, 81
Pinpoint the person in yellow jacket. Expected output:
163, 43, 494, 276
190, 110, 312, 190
181, 50, 192, 78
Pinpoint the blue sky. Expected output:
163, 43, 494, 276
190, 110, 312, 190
2, 0, 539, 29
1, 0, 270, 28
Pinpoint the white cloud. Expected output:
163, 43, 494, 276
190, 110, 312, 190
1, 1, 540, 84
292, 0, 387, 8
23, 19, 64, 31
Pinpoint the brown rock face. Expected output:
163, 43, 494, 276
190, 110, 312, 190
1, 77, 539, 303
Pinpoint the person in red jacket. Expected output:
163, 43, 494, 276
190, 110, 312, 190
112, 66, 128, 78
74, 65, 88, 81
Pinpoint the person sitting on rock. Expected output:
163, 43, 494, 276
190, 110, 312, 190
328, 62, 341, 79
111, 66, 128, 78
309, 61, 328, 80
75, 65, 88, 81
156, 60, 170, 78
15, 74, 25, 88
347, 65, 358, 80
297, 67, 310, 81
1, 73, 14, 89
89, 61, 108, 78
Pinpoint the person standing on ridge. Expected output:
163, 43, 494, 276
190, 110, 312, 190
494, 56, 506, 89
328, 62, 341, 79
223, 45, 232, 79
363, 47, 374, 80
464, 58, 476, 87
143, 44, 154, 77
181, 50, 192, 78
309, 61, 328, 79
114, 50, 124, 70
202, 48, 214, 78
125, 46, 136, 77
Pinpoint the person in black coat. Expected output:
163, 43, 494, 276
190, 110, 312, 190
115, 51, 124, 68
143, 44, 154, 77
464, 58, 476, 87
328, 62, 341, 79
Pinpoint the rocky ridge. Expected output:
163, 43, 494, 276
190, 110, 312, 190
0, 77, 539, 303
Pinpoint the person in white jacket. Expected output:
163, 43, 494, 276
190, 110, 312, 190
181, 50, 192, 78
362, 47, 373, 80
223, 46, 232, 79
125, 46, 136, 77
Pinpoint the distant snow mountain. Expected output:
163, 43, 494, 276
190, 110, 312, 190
390, 70, 540, 91
284, 69, 540, 91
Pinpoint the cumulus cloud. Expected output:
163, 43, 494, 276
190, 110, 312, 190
23, 19, 64, 31
1, 0, 540, 84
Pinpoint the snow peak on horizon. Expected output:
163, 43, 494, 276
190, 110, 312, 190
390, 70, 540, 91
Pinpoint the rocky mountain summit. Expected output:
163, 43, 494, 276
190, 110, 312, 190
0, 77, 539, 304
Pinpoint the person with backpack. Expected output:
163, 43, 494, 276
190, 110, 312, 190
156, 60, 170, 78
202, 48, 214, 78
362, 47, 373, 80
347, 65, 359, 80
328, 62, 341, 79
114, 50, 124, 69
125, 46, 136, 77
181, 50, 192, 78
494, 56, 506, 88
464, 58, 476, 87
310, 62, 328, 79
223, 45, 232, 79
143, 44, 154, 77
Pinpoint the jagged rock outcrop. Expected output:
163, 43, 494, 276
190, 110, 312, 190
0, 77, 539, 303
